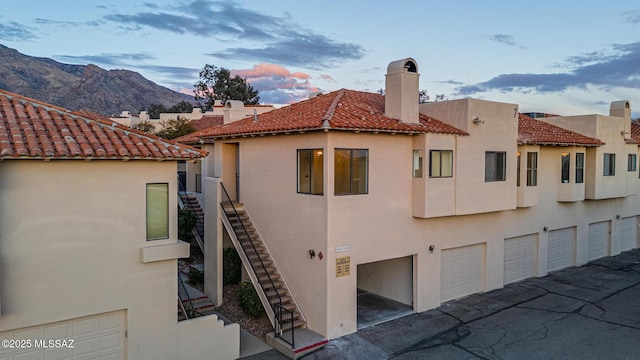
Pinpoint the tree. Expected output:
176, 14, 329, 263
131, 120, 155, 134
168, 101, 193, 113
147, 103, 167, 119
156, 116, 196, 140
194, 64, 260, 110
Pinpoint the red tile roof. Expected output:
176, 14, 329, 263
627, 121, 640, 144
191, 115, 223, 131
178, 89, 467, 143
0, 90, 207, 160
518, 114, 604, 147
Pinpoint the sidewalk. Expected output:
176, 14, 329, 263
244, 249, 640, 359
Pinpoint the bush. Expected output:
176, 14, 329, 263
238, 281, 265, 318
188, 268, 204, 286
178, 209, 196, 243
223, 247, 242, 285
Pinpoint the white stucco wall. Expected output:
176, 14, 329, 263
0, 160, 238, 360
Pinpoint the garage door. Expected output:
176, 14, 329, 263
620, 216, 638, 252
588, 221, 610, 261
548, 227, 575, 272
0, 310, 125, 360
504, 234, 537, 284
441, 244, 484, 302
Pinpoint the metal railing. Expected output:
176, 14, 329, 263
178, 274, 195, 320
177, 175, 205, 253
219, 182, 295, 348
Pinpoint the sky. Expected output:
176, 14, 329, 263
2, 1, 640, 116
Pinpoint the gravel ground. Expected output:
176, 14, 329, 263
216, 284, 274, 340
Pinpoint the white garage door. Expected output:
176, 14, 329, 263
0, 310, 125, 360
588, 221, 610, 261
620, 216, 638, 252
441, 244, 485, 302
504, 234, 537, 284
548, 227, 575, 272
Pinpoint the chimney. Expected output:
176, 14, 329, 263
385, 58, 420, 123
610, 100, 631, 139
223, 100, 245, 124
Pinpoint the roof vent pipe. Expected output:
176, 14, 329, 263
253, 109, 258, 122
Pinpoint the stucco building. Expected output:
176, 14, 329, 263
0, 90, 239, 360
177, 58, 640, 345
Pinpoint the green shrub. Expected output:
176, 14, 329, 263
223, 247, 242, 285
188, 268, 204, 286
178, 209, 196, 243
239, 281, 265, 318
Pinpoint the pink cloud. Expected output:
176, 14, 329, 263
232, 63, 301, 79
231, 63, 322, 105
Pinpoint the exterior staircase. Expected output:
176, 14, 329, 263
183, 194, 205, 240
221, 201, 305, 333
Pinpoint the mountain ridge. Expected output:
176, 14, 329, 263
0, 44, 193, 116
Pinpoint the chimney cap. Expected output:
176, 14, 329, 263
387, 58, 418, 75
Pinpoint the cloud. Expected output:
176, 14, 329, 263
231, 63, 319, 104
54, 52, 156, 67
137, 65, 200, 79
0, 21, 38, 41
34, 18, 103, 28
232, 63, 309, 80
488, 34, 526, 49
104, 0, 365, 68
622, 10, 640, 24
320, 74, 336, 83
457, 42, 640, 95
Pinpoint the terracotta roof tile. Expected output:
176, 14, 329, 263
178, 89, 466, 143
0, 89, 207, 160
627, 121, 640, 144
191, 115, 223, 131
518, 114, 604, 147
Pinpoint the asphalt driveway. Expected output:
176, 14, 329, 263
246, 249, 640, 359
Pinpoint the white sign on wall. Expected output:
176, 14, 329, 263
336, 245, 351, 253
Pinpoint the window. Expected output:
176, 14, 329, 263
297, 149, 324, 195
517, 152, 521, 187
146, 183, 168, 240
576, 153, 584, 184
335, 149, 368, 195
485, 151, 506, 182
628, 154, 637, 172
412, 150, 423, 178
561, 152, 570, 183
526, 152, 538, 186
604, 153, 615, 176
429, 150, 453, 178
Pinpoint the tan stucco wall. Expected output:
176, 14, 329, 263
0, 160, 238, 359
214, 133, 330, 335
213, 123, 640, 340
421, 98, 519, 215
542, 114, 636, 199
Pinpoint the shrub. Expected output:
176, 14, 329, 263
188, 268, 204, 286
223, 247, 242, 285
178, 209, 196, 243
239, 281, 265, 318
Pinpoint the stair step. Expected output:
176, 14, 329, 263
279, 319, 306, 331
261, 279, 285, 290
267, 293, 292, 304
258, 273, 280, 283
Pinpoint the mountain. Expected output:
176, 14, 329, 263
0, 44, 194, 116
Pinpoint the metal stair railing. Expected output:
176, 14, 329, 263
178, 273, 194, 320
177, 175, 205, 253
219, 182, 295, 348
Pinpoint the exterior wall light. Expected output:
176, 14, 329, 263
543, 226, 548, 232
616, 214, 621, 220
429, 245, 435, 253
309, 250, 316, 259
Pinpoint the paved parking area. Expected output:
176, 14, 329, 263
245, 249, 640, 359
